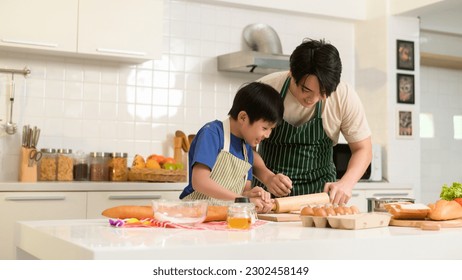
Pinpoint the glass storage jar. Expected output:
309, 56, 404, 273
73, 151, 89, 181
89, 152, 108, 181
108, 152, 128, 182
38, 148, 57, 181
56, 149, 73, 181
227, 197, 257, 230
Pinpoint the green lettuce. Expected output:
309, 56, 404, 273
440, 182, 462, 200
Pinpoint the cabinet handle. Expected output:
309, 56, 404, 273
96, 48, 146, 56
108, 194, 162, 200
351, 193, 360, 197
2, 38, 58, 48
5, 195, 66, 201
371, 193, 410, 197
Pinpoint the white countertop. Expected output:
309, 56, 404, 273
15, 218, 462, 260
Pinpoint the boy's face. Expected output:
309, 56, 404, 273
241, 118, 277, 147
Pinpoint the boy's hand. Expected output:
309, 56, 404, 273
243, 186, 271, 203
250, 197, 274, 213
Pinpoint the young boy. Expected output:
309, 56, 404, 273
180, 82, 284, 213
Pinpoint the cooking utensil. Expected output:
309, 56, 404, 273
271, 193, 330, 213
5, 76, 17, 135
175, 130, 190, 152
28, 149, 42, 167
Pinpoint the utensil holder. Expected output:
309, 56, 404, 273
19, 147, 37, 182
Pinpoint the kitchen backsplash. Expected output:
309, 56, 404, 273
0, 0, 356, 181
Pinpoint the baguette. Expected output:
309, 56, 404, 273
204, 205, 228, 222
428, 199, 462, 221
102, 205, 154, 219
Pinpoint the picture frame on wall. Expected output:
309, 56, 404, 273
397, 110, 413, 138
397, 73, 415, 104
397, 40, 414, 70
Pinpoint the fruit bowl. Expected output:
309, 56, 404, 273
152, 200, 208, 225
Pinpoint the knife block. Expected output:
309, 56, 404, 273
19, 147, 37, 182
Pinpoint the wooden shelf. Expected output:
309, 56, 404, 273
421, 52, 462, 70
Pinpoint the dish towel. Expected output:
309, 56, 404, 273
108, 218, 268, 231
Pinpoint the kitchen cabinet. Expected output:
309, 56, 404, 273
0, 0, 163, 62
0, 0, 78, 52
348, 190, 367, 212
86, 191, 181, 218
0, 192, 87, 260
77, 0, 163, 60
0, 188, 181, 259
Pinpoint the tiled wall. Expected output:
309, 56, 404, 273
420, 66, 462, 203
0, 0, 355, 181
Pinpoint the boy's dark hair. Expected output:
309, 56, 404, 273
228, 82, 284, 124
289, 38, 342, 97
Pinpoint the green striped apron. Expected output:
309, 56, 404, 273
183, 118, 251, 205
253, 77, 336, 196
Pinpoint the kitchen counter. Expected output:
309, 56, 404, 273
15, 218, 462, 260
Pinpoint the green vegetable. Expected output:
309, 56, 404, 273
440, 182, 462, 200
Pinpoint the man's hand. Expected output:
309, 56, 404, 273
265, 173, 292, 197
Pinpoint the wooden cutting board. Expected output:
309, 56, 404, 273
389, 218, 462, 230
258, 213, 301, 222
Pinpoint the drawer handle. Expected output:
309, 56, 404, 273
96, 48, 146, 56
2, 38, 58, 48
371, 193, 410, 197
5, 195, 66, 201
108, 194, 162, 200
351, 193, 360, 197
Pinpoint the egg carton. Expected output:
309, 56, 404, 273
300, 213, 391, 230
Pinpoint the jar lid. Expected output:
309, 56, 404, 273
234, 197, 250, 203
89, 152, 104, 157
40, 148, 56, 153
57, 148, 72, 154
111, 152, 128, 158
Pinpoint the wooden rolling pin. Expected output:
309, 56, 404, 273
272, 193, 330, 213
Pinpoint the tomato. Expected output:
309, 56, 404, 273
454, 198, 462, 206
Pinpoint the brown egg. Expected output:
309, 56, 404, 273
350, 205, 360, 214
301, 206, 314, 216
313, 207, 327, 217
325, 206, 337, 216
334, 205, 345, 215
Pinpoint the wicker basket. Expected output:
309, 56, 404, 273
128, 168, 187, 182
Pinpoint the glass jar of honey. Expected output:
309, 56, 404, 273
108, 152, 128, 182
227, 197, 256, 230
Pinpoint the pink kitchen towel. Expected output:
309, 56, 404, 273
108, 218, 268, 231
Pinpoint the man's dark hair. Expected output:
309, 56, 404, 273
228, 82, 284, 124
289, 38, 342, 97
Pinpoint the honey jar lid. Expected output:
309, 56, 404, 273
234, 197, 250, 203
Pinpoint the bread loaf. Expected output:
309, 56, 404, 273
204, 205, 228, 222
428, 199, 462, 221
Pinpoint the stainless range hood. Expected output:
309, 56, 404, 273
218, 51, 289, 74
217, 23, 290, 74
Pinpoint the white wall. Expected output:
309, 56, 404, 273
420, 66, 462, 203
0, 0, 356, 181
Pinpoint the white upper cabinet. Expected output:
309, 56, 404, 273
78, 0, 163, 61
0, 0, 163, 62
0, 0, 78, 52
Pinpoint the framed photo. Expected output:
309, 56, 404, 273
397, 110, 413, 138
397, 73, 415, 104
397, 40, 414, 70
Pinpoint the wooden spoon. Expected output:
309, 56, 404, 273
175, 130, 190, 152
